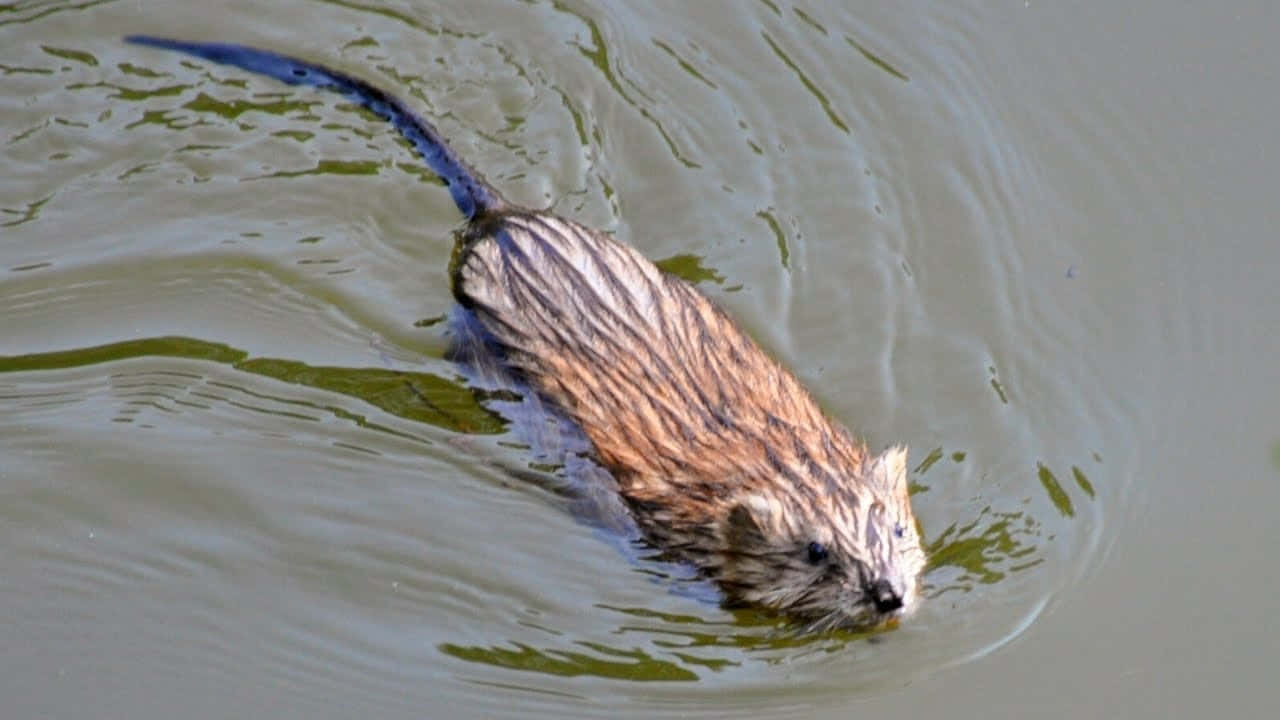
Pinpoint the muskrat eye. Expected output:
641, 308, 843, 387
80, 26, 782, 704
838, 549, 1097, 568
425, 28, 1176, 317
893, 524, 906, 539
806, 541, 828, 564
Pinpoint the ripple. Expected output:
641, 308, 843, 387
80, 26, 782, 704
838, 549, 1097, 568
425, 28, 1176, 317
0, 0, 1158, 715
0, 336, 503, 436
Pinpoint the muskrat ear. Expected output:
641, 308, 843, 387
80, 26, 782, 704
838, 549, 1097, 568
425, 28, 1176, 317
874, 445, 909, 493
724, 495, 770, 550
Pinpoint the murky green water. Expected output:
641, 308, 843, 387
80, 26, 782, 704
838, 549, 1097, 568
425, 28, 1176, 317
3, 1, 1278, 718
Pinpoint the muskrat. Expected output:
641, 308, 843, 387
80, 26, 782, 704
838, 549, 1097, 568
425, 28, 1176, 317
125, 36, 926, 631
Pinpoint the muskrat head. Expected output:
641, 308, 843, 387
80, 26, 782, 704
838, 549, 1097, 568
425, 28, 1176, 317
716, 446, 925, 632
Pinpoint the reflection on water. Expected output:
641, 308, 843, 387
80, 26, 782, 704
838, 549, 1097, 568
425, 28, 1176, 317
0, 194, 53, 228
440, 640, 700, 682
39, 45, 98, 66
652, 253, 725, 286
0, 336, 506, 436
439, 600, 906, 681
551, 0, 702, 169
927, 506, 1043, 590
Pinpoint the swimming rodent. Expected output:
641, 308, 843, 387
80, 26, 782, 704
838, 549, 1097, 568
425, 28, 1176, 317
125, 36, 926, 631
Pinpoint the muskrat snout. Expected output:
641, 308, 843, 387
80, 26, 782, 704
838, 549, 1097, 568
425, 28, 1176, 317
869, 578, 905, 614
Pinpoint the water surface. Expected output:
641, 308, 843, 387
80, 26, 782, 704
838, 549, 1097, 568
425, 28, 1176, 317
2, 1, 1277, 718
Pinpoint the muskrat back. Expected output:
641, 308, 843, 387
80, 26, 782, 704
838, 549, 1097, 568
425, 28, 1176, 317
126, 36, 926, 631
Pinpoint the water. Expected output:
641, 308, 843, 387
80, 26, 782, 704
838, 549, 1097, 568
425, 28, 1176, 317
3, 1, 1277, 717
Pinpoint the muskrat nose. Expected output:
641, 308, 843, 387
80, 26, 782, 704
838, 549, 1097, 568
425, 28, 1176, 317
870, 579, 904, 613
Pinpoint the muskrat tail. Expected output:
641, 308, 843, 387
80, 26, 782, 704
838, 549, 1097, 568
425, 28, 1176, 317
123, 35, 505, 222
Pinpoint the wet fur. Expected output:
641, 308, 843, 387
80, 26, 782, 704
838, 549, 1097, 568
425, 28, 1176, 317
126, 36, 926, 630
455, 212, 923, 628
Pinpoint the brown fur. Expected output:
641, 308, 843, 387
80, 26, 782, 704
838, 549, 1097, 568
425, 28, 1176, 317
455, 211, 926, 630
